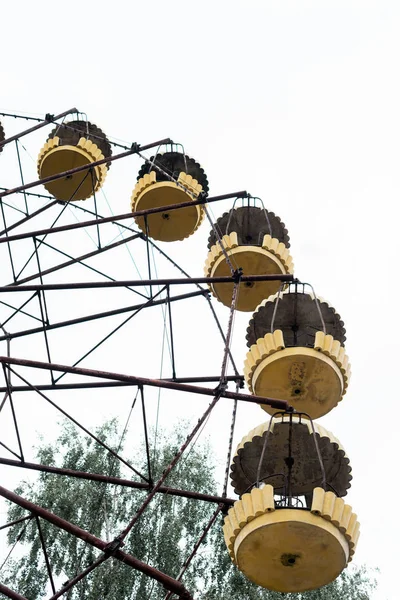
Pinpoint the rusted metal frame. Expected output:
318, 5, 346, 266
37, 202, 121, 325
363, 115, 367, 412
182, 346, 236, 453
0, 111, 44, 122
0, 484, 194, 600
0, 137, 173, 200
2, 364, 151, 483
116, 280, 240, 543
0, 457, 235, 506
13, 174, 87, 281
0, 108, 78, 148
0, 583, 30, 600
0, 440, 21, 459
15, 232, 142, 286
0, 197, 26, 216
144, 217, 153, 297
219, 280, 239, 382
91, 172, 102, 249
29, 243, 55, 383
14, 140, 28, 214
204, 293, 241, 379
140, 386, 153, 485
1, 365, 24, 460
1, 292, 43, 327
0, 374, 243, 393
0, 199, 58, 237
52, 285, 167, 384
0, 273, 293, 293
222, 398, 238, 497
0, 190, 248, 243
13, 138, 55, 377
48, 554, 108, 600
35, 516, 56, 594
0, 289, 206, 342
117, 393, 223, 544
0, 517, 30, 574
32, 237, 148, 300
0, 514, 33, 531
166, 285, 177, 380
164, 504, 223, 600
147, 235, 241, 383
0, 201, 17, 282
0, 356, 290, 410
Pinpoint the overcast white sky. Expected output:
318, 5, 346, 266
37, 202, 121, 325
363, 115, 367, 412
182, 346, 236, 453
1, 1, 399, 598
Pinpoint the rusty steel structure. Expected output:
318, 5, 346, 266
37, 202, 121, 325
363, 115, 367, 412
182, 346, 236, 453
0, 109, 294, 599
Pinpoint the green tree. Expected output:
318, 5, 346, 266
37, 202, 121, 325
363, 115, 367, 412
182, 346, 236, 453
2, 420, 376, 599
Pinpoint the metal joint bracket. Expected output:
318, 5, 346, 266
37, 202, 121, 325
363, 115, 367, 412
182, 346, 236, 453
233, 268, 243, 284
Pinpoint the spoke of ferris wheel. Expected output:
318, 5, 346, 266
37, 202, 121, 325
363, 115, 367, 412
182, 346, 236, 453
0, 484, 195, 600
2, 364, 150, 483
53, 286, 167, 384
115, 282, 240, 545
0, 137, 173, 201
0, 273, 293, 293
0, 375, 243, 394
0, 355, 290, 411
0, 198, 58, 236
14, 231, 142, 285
0, 108, 79, 149
0, 457, 236, 506
35, 516, 56, 594
0, 190, 248, 243
0, 582, 29, 600
0, 289, 205, 343
164, 504, 223, 600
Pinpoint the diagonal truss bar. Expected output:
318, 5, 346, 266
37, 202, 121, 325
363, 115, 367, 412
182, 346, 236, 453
0, 375, 243, 393
0, 272, 294, 293
0, 290, 207, 342
0, 457, 235, 506
0, 515, 33, 532
0, 138, 172, 200
0, 199, 58, 237
164, 504, 223, 600
15, 232, 142, 285
0, 484, 194, 600
0, 191, 248, 243
0, 356, 290, 410
0, 108, 78, 148
0, 583, 30, 600
2, 365, 150, 483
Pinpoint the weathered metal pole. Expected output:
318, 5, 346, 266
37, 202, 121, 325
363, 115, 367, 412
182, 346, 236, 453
0, 457, 235, 506
0, 355, 290, 411
0, 484, 194, 600
0, 191, 248, 242
0, 108, 78, 148
0, 273, 293, 292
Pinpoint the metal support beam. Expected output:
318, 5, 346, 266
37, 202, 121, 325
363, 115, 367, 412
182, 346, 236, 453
0, 374, 243, 393
0, 273, 293, 293
0, 108, 78, 149
0, 484, 193, 600
0, 457, 235, 506
0, 137, 173, 200
0, 190, 248, 243
0, 356, 291, 411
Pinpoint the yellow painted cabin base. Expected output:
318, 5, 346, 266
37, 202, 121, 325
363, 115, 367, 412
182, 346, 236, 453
234, 509, 348, 592
252, 347, 344, 419
208, 246, 287, 312
131, 173, 204, 242
38, 144, 105, 202
224, 486, 359, 594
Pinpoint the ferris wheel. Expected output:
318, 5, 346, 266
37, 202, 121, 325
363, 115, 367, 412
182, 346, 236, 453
0, 109, 358, 599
